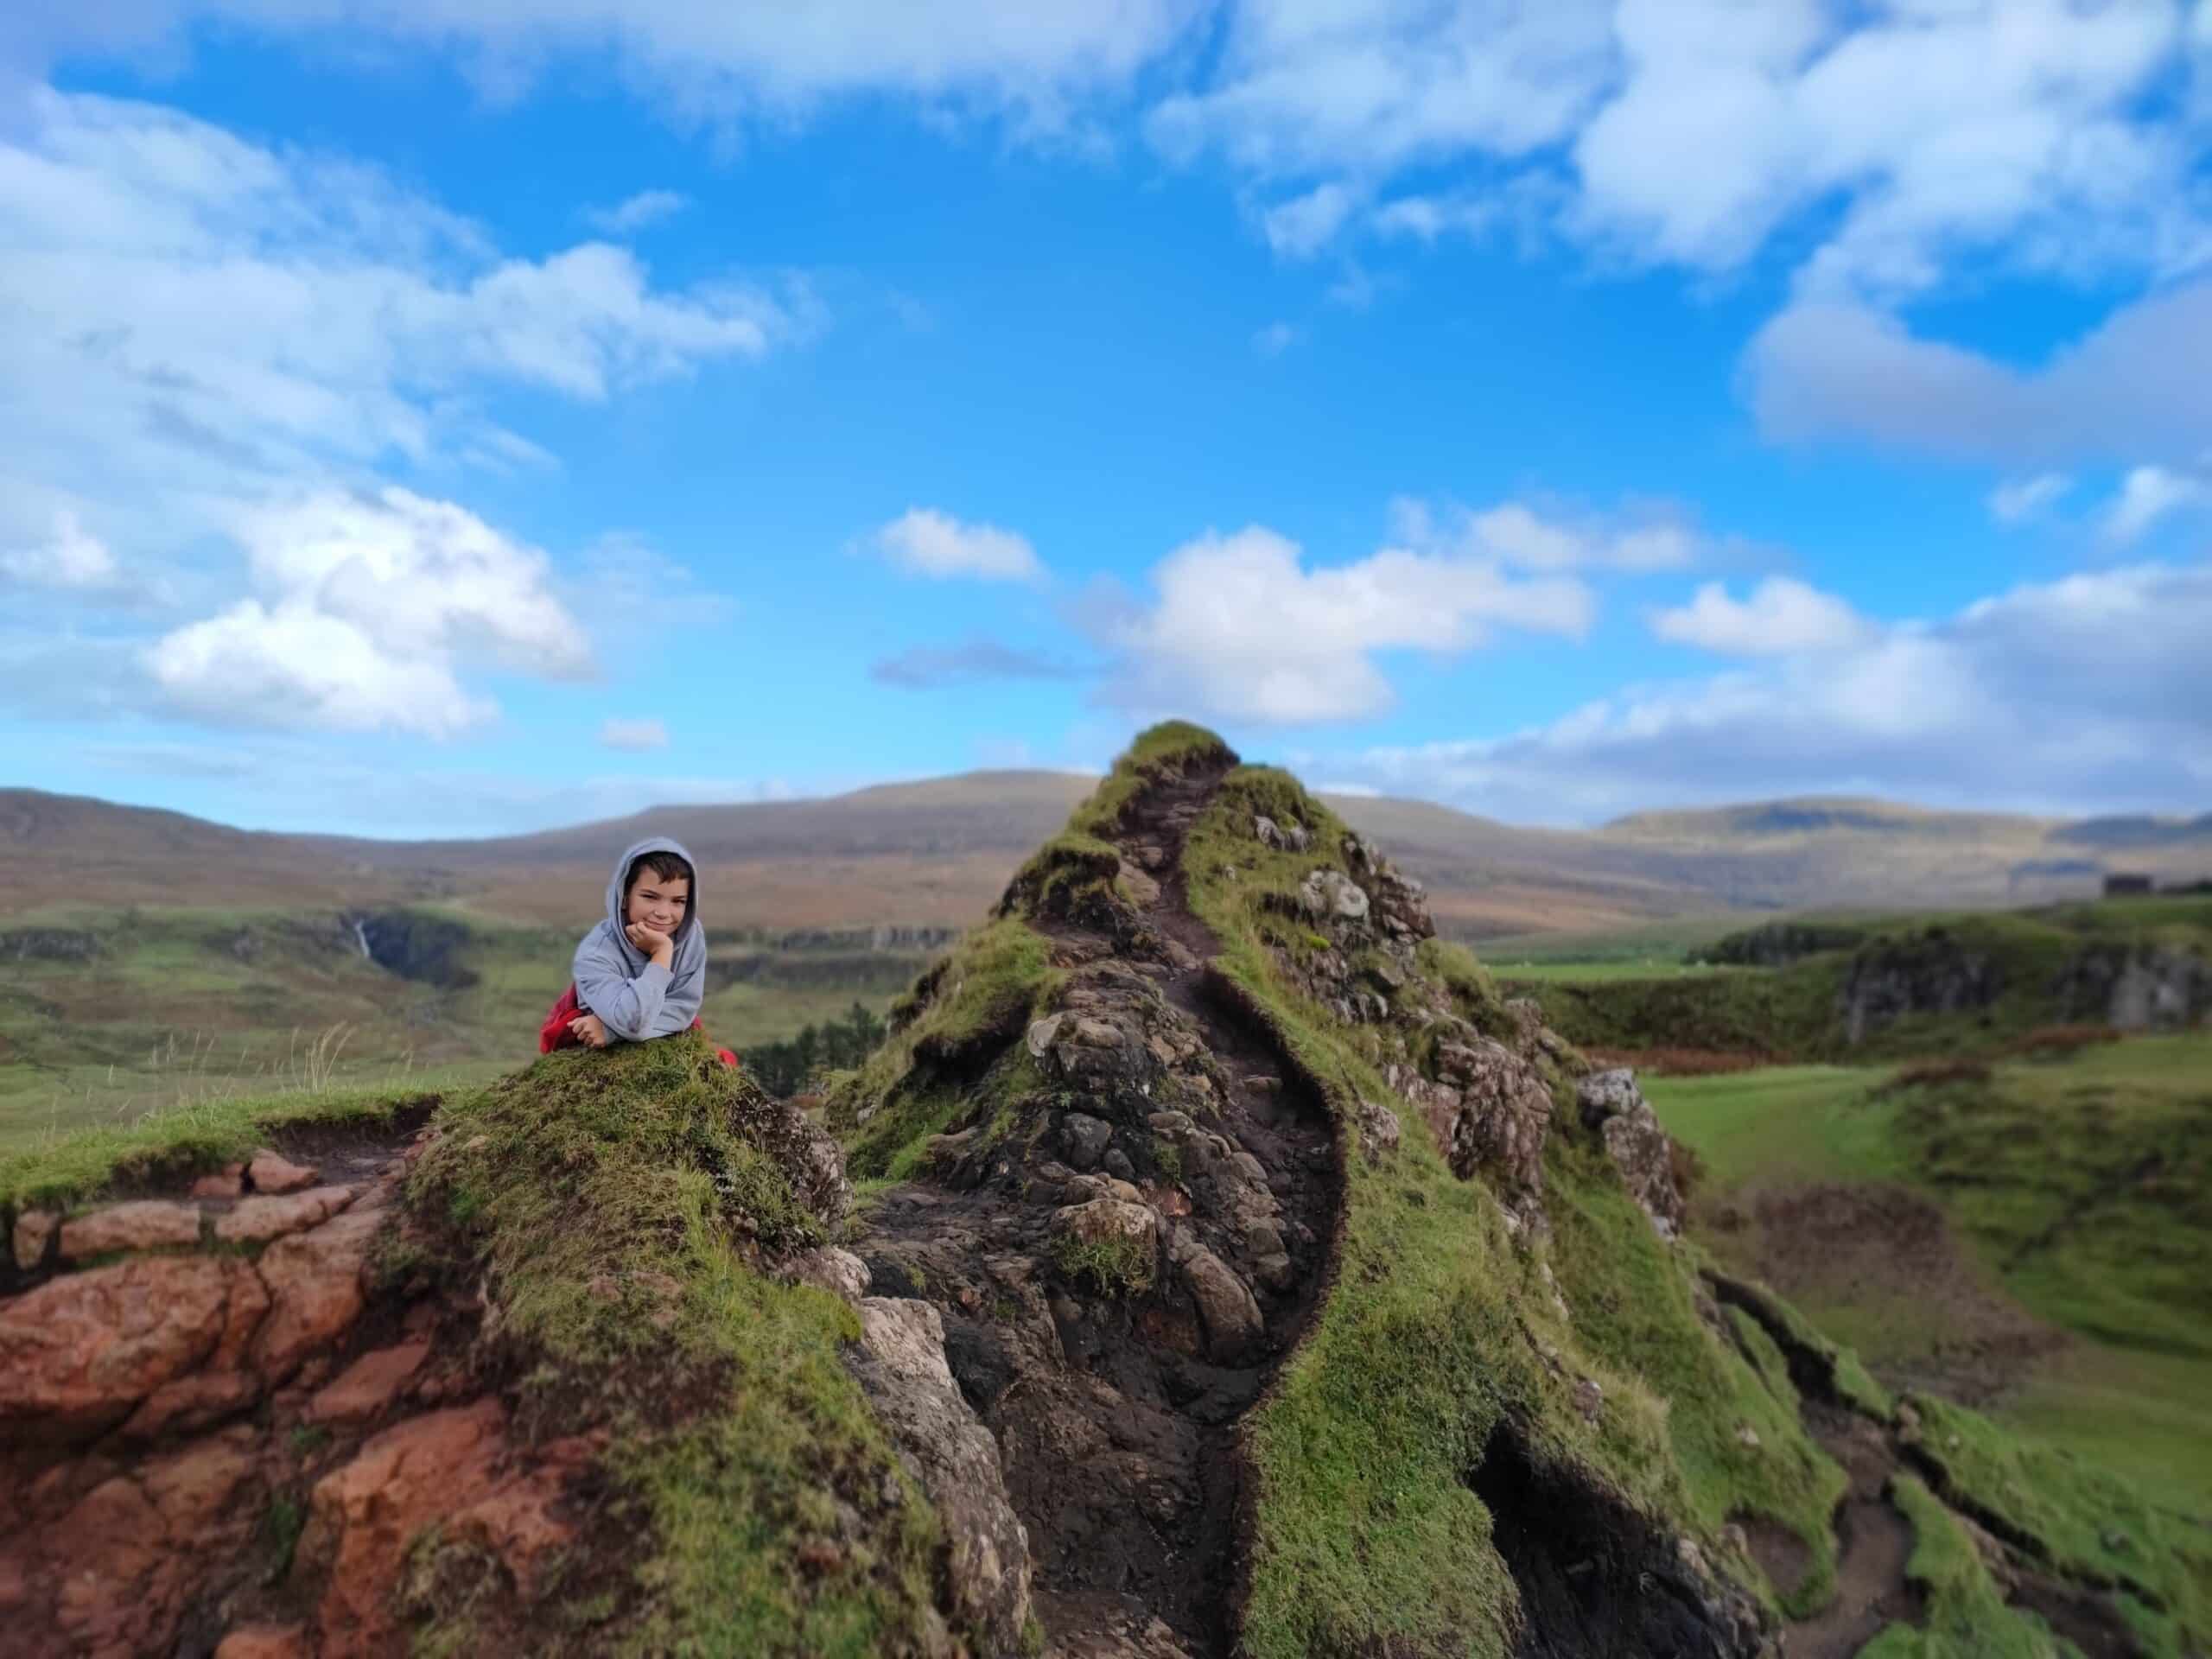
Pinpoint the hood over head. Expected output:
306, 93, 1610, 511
603, 835, 703, 976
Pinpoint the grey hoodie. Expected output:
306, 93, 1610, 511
572, 836, 708, 1042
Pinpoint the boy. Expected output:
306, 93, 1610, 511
540, 836, 734, 1063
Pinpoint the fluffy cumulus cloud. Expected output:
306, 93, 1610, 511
1345, 556, 2212, 821
1091, 523, 1592, 724
145, 488, 594, 736
0, 86, 792, 735
0, 86, 798, 531
1650, 577, 1872, 656
870, 508, 1046, 584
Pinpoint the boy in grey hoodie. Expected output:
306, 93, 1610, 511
545, 836, 723, 1055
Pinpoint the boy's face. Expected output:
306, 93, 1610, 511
626, 872, 690, 935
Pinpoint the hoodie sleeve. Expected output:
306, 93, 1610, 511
573, 926, 699, 1041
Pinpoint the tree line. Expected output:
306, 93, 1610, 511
743, 1001, 888, 1097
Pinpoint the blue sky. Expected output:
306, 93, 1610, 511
3, 2, 2209, 836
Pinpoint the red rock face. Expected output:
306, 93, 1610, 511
0, 1255, 237, 1433
0, 1130, 585, 1658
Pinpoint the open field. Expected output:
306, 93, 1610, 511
1646, 1033, 2212, 1512
0, 901, 931, 1150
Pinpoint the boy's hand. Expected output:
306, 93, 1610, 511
569, 1013, 609, 1048
624, 921, 676, 966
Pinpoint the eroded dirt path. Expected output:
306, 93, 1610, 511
855, 760, 1343, 1658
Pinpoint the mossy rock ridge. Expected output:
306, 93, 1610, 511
0, 1036, 1011, 1656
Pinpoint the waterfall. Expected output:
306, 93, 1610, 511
353, 918, 372, 961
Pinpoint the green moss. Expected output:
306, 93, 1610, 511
1858, 1474, 2074, 1659
264, 1491, 306, 1578
1063, 721, 1237, 842
1904, 1394, 2211, 1649
1179, 766, 1834, 1650
408, 1033, 952, 1655
826, 917, 1056, 1180
1546, 1137, 1848, 1618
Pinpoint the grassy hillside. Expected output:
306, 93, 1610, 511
1509, 894, 2212, 1065
1647, 1036, 2212, 1513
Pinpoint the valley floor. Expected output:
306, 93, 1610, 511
1644, 1033, 2212, 1515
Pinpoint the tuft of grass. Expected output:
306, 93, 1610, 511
1050, 1230, 1155, 1294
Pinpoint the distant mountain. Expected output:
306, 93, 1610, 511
3, 778, 2204, 937
2050, 812, 2212, 851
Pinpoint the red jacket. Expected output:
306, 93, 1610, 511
540, 982, 737, 1069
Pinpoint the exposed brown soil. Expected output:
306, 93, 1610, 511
1783, 1408, 1924, 1659
1702, 1182, 2066, 1405
855, 760, 1344, 1657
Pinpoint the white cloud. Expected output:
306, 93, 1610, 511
1344, 556, 2212, 821
1252, 321, 1300, 356
1650, 576, 1871, 656
2102, 465, 2211, 546
0, 87, 793, 736
1091, 523, 1592, 724
1987, 473, 2073, 525
0, 510, 120, 590
872, 507, 1045, 584
1574, 0, 2205, 297
1389, 496, 1709, 572
21, 2, 1200, 118
1147, 2, 1615, 175
1744, 285, 2212, 466
0, 87, 800, 553
600, 715, 671, 751
1260, 181, 1357, 257
144, 487, 593, 736
584, 188, 689, 235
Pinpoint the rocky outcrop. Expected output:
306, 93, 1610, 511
0, 926, 101, 962
0, 1049, 971, 1659
847, 1298, 1035, 1652
2053, 941, 2210, 1030
1576, 1069, 1686, 1239
1836, 928, 2002, 1045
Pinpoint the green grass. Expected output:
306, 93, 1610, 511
1905, 1394, 2211, 1653
1646, 1037, 2212, 1512
0, 902, 913, 1152
0, 1074, 450, 1211
1859, 1474, 2074, 1659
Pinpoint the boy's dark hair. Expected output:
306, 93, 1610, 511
626, 850, 695, 892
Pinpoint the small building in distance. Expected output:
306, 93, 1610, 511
2102, 872, 2155, 897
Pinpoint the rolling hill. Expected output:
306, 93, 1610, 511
3, 779, 2209, 938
